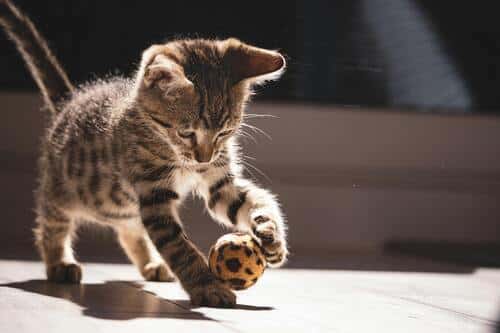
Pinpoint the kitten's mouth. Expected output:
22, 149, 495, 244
180, 152, 219, 166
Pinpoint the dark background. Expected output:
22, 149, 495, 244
2, 0, 500, 113
0, 0, 499, 271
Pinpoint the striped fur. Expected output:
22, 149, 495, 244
2, 1, 288, 308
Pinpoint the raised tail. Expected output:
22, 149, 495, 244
0, 0, 74, 114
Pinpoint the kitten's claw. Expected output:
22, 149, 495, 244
189, 280, 236, 308
142, 262, 176, 282
253, 216, 288, 267
47, 262, 82, 284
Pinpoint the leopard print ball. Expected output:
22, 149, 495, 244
208, 232, 266, 290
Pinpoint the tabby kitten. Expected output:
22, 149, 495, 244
0, 0, 288, 307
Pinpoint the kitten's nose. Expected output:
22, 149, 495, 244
194, 144, 214, 163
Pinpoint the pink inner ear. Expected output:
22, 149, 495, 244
227, 45, 285, 83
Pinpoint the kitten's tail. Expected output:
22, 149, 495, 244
0, 0, 73, 114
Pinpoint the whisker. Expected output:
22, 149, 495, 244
236, 129, 258, 144
241, 162, 258, 182
244, 113, 279, 119
241, 122, 272, 140
241, 157, 271, 183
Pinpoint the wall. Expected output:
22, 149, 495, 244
1, 93, 499, 262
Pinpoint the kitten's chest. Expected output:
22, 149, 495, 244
171, 168, 204, 199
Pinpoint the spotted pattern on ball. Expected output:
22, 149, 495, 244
209, 233, 266, 290
225, 258, 242, 272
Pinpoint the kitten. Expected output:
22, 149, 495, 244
0, 0, 288, 307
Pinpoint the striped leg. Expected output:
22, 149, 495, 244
116, 222, 175, 282
34, 203, 81, 283
202, 174, 288, 267
137, 186, 236, 307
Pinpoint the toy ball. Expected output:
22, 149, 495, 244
209, 232, 266, 290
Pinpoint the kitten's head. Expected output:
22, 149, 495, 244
133, 38, 285, 165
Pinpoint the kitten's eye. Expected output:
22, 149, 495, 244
178, 130, 195, 140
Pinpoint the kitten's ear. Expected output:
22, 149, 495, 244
143, 55, 180, 89
222, 38, 286, 84
138, 45, 192, 91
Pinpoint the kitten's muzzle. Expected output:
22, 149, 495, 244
194, 144, 214, 163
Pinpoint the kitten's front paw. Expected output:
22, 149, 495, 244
189, 279, 236, 308
142, 262, 176, 282
253, 215, 288, 267
47, 262, 82, 284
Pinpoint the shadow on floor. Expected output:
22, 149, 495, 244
1, 280, 272, 321
1, 279, 207, 320
125, 281, 274, 312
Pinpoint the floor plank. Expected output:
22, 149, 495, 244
0, 260, 498, 333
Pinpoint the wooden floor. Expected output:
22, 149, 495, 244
0, 260, 499, 332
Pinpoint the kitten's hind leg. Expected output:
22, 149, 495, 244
34, 205, 81, 283
116, 222, 175, 282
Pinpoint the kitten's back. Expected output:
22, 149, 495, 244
47, 77, 133, 148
